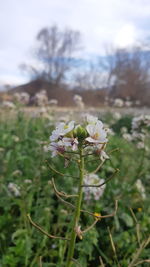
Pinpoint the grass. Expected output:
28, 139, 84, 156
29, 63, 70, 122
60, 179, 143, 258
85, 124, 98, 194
0, 109, 150, 267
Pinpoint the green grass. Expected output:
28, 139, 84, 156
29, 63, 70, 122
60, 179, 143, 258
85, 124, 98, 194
0, 110, 150, 267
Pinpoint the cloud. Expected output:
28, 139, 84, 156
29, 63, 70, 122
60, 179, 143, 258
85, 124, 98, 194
0, 0, 150, 84
114, 24, 137, 48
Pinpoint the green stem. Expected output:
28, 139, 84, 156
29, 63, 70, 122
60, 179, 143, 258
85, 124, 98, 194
66, 147, 84, 267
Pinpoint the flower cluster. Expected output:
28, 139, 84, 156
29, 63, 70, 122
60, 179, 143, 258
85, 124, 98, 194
122, 115, 150, 149
14, 92, 30, 105
8, 182, 20, 197
34, 90, 48, 106
48, 115, 108, 157
73, 94, 85, 109
83, 173, 106, 201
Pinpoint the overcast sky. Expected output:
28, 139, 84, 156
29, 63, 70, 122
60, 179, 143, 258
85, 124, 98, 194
0, 0, 150, 86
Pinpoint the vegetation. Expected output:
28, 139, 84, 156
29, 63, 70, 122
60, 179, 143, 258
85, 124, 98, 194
0, 110, 150, 266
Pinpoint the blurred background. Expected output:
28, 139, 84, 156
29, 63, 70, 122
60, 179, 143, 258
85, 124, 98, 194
1, 0, 150, 108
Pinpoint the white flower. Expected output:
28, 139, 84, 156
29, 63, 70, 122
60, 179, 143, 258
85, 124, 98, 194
62, 137, 79, 151
83, 173, 106, 201
136, 179, 146, 199
50, 121, 75, 142
136, 142, 145, 149
86, 122, 107, 144
121, 127, 128, 134
2, 101, 16, 109
86, 114, 99, 125
99, 150, 109, 161
123, 133, 133, 142
24, 179, 32, 184
8, 183, 20, 197
48, 141, 65, 157
113, 98, 124, 108
113, 112, 121, 120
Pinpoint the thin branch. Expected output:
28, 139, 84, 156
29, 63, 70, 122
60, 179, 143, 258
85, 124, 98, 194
38, 256, 42, 267
82, 219, 98, 234
27, 214, 69, 240
51, 178, 118, 221
51, 180, 75, 209
71, 258, 82, 266
108, 148, 119, 154
133, 259, 150, 266
81, 200, 118, 219
129, 207, 141, 245
82, 169, 119, 188
107, 227, 120, 267
45, 160, 64, 176
91, 161, 105, 174
51, 178, 78, 198
93, 200, 118, 219
129, 207, 138, 224
45, 160, 79, 179
99, 256, 105, 267
128, 236, 150, 267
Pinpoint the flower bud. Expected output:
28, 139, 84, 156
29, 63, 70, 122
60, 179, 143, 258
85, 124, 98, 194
73, 125, 88, 142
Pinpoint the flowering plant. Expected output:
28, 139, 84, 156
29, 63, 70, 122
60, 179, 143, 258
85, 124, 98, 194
28, 114, 118, 266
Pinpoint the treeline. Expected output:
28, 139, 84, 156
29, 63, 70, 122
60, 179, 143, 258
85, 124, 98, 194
14, 24, 150, 106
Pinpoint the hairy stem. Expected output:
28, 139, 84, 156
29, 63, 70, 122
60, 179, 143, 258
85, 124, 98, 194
66, 147, 84, 267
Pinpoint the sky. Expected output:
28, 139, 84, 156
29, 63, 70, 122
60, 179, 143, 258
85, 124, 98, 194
0, 0, 150, 87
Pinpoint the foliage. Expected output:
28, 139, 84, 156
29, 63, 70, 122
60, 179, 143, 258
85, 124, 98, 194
0, 110, 150, 266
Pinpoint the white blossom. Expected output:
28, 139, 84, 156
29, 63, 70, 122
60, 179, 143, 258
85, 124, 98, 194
86, 122, 107, 144
135, 179, 146, 199
113, 98, 124, 108
48, 141, 65, 157
2, 101, 16, 109
50, 121, 75, 142
86, 114, 99, 125
8, 183, 20, 197
83, 173, 106, 201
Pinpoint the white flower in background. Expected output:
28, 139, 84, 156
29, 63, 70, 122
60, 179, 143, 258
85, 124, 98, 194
123, 133, 133, 142
86, 122, 107, 144
83, 173, 106, 201
121, 127, 128, 134
34, 90, 48, 106
49, 99, 58, 106
99, 150, 109, 161
113, 112, 121, 120
50, 121, 75, 142
12, 135, 20, 142
135, 179, 146, 199
105, 126, 115, 136
43, 145, 49, 152
131, 115, 150, 147
8, 183, 20, 197
136, 142, 145, 149
124, 101, 132, 107
2, 101, 16, 109
86, 114, 99, 125
24, 179, 32, 184
13, 92, 30, 105
73, 94, 85, 109
73, 94, 82, 102
113, 98, 124, 108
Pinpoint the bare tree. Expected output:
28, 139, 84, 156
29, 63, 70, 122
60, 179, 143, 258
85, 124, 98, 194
74, 61, 108, 90
20, 25, 82, 86
105, 45, 150, 102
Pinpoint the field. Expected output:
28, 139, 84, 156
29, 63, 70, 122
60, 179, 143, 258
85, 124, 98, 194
0, 106, 150, 267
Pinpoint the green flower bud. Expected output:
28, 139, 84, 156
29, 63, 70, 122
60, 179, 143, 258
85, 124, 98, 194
73, 125, 88, 142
